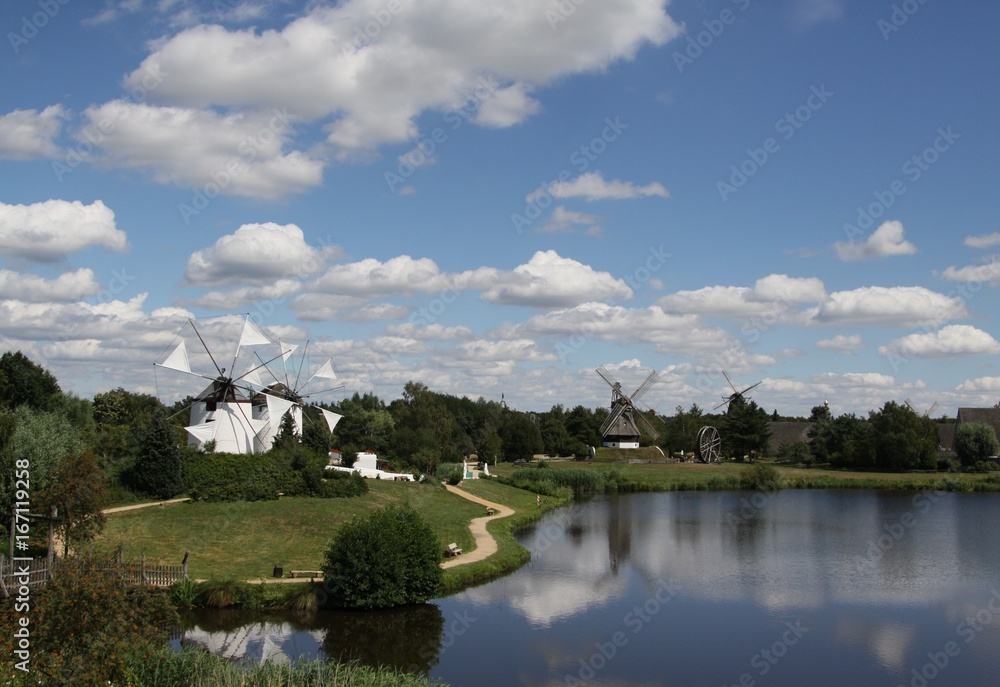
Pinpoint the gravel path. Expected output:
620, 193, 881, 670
440, 483, 515, 568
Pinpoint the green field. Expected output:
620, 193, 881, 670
98, 481, 484, 580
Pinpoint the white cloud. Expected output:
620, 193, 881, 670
956, 377, 1000, 392
121, 1, 680, 154
0, 106, 66, 160
528, 171, 669, 202
457, 250, 632, 308
81, 102, 324, 199
658, 274, 825, 317
344, 303, 412, 322
289, 293, 371, 322
0, 199, 128, 261
184, 223, 337, 286
807, 286, 966, 327
450, 339, 559, 363
816, 334, 865, 350
384, 323, 473, 341
936, 256, 1000, 286
0, 269, 100, 303
965, 233, 1000, 249
789, 0, 844, 28
834, 220, 917, 261
187, 280, 303, 310
537, 207, 603, 235
309, 255, 451, 297
878, 325, 1000, 358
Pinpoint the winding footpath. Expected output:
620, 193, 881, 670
440, 483, 515, 568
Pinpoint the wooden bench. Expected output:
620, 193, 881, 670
289, 570, 323, 579
444, 543, 463, 557
486, 507, 495, 516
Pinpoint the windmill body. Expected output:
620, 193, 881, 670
596, 366, 661, 449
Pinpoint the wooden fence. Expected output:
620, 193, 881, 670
0, 550, 189, 597
0, 554, 50, 597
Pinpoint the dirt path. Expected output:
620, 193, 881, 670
440, 483, 515, 568
102, 497, 192, 515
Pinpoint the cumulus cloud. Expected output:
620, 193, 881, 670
0, 269, 101, 303
658, 274, 825, 317
309, 255, 451, 297
956, 376, 1000, 392
536, 207, 603, 235
0, 199, 128, 261
187, 280, 303, 310
121, 1, 680, 154
457, 250, 632, 308
878, 325, 1000, 358
81, 102, 324, 199
834, 221, 917, 261
184, 223, 338, 286
0, 106, 67, 160
450, 339, 559, 363
965, 233, 1000, 249
384, 323, 473, 341
807, 286, 966, 327
816, 334, 865, 350
936, 256, 1000, 286
528, 171, 669, 202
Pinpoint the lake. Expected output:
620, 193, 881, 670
179, 490, 1000, 686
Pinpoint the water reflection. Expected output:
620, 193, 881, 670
181, 491, 1000, 686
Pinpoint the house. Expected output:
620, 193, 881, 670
325, 451, 415, 481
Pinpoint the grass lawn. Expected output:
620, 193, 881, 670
97, 480, 483, 580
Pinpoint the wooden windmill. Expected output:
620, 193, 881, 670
714, 370, 762, 413
596, 366, 661, 449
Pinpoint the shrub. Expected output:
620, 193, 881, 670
777, 441, 812, 465
184, 451, 283, 501
323, 504, 442, 609
955, 422, 1000, 466
740, 463, 784, 492
0, 553, 178, 686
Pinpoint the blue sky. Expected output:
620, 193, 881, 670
1, 0, 998, 417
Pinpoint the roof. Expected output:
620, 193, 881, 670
768, 422, 813, 450
956, 408, 1000, 439
603, 405, 640, 439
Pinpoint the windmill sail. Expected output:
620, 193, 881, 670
185, 421, 217, 444
320, 408, 343, 432
309, 359, 338, 382
238, 317, 271, 350
160, 340, 192, 374
280, 342, 299, 362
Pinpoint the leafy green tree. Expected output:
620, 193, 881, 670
301, 407, 333, 455
540, 405, 574, 456
9, 406, 83, 498
389, 382, 455, 467
476, 422, 503, 464
332, 392, 395, 454
132, 408, 184, 499
499, 411, 544, 461
0, 350, 62, 411
955, 422, 1000, 466
662, 404, 704, 455
272, 409, 298, 449
869, 401, 937, 471
323, 504, 442, 609
565, 404, 604, 448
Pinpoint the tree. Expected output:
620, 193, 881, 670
0, 350, 62, 411
662, 404, 704, 455
809, 413, 873, 469
323, 504, 442, 609
272, 409, 298, 450
869, 401, 937, 471
132, 408, 184, 499
499, 411, 544, 462
955, 422, 1000, 466
39, 452, 108, 555
723, 398, 771, 460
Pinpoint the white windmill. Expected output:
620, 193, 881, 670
596, 366, 662, 449
154, 315, 344, 454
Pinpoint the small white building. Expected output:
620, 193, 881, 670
326, 451, 414, 481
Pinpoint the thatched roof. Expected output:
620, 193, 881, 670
936, 423, 956, 451
956, 408, 1000, 440
769, 422, 813, 451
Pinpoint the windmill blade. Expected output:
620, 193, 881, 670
904, 398, 918, 413
925, 402, 939, 417
631, 371, 661, 403
635, 411, 660, 437
739, 381, 762, 397
713, 398, 731, 411
600, 403, 627, 436
722, 369, 740, 395
596, 365, 621, 389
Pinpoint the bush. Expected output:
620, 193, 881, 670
955, 422, 1000, 466
777, 441, 812, 465
740, 463, 784, 492
0, 553, 178, 686
184, 451, 284, 501
323, 504, 442, 609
